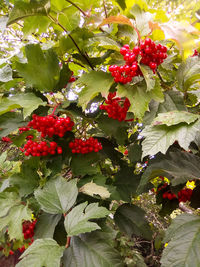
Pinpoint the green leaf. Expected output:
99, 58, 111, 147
16, 44, 60, 91
16, 238, 64, 267
114, 204, 152, 240
177, 56, 200, 91
55, 6, 80, 32
70, 152, 100, 176
143, 91, 187, 126
63, 232, 123, 267
138, 150, 200, 193
64, 202, 109, 236
114, 0, 126, 10
0, 191, 20, 217
140, 65, 156, 92
23, 16, 51, 36
34, 213, 61, 239
76, 71, 114, 110
114, 167, 142, 202
34, 176, 78, 214
130, 4, 151, 36
161, 214, 200, 267
0, 112, 24, 138
97, 115, 128, 145
117, 81, 164, 119
152, 110, 199, 126
10, 160, 40, 197
0, 204, 32, 241
0, 93, 46, 118
157, 91, 187, 113
141, 119, 200, 158
7, 0, 50, 26
128, 143, 142, 163
90, 36, 121, 51
0, 65, 12, 82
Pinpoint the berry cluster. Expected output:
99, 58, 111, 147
162, 191, 177, 200
109, 38, 167, 84
1, 137, 12, 143
23, 220, 36, 240
140, 39, 167, 68
19, 127, 30, 133
69, 137, 102, 154
28, 114, 74, 138
100, 92, 130, 121
178, 188, 193, 203
21, 140, 62, 157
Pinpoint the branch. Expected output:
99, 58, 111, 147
179, 202, 193, 214
65, 236, 71, 249
65, 0, 88, 17
103, 0, 108, 18
156, 70, 164, 83
47, 14, 94, 70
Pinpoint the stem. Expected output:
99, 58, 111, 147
103, 0, 108, 18
125, 118, 134, 122
156, 70, 164, 83
133, 26, 141, 44
51, 103, 61, 115
65, 0, 88, 17
65, 236, 71, 248
48, 14, 94, 70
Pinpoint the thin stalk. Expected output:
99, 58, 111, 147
65, 0, 88, 17
48, 14, 94, 70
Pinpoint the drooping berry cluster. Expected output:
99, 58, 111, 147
162, 191, 177, 200
178, 188, 193, 203
161, 186, 193, 202
100, 92, 130, 121
1, 137, 12, 143
140, 39, 167, 68
28, 114, 74, 138
23, 220, 37, 240
21, 140, 62, 157
69, 137, 102, 154
19, 127, 30, 133
109, 38, 167, 84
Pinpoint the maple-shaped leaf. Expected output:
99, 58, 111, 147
16, 44, 60, 91
64, 202, 109, 236
16, 238, 64, 267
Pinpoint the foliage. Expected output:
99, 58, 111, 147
0, 0, 200, 266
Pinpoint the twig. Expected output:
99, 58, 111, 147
179, 202, 193, 214
65, 0, 88, 17
65, 236, 71, 248
51, 103, 61, 115
156, 70, 165, 84
48, 14, 94, 70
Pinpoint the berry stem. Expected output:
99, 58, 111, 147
125, 118, 134, 122
51, 103, 61, 116
132, 26, 141, 44
156, 70, 164, 83
65, 236, 71, 248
